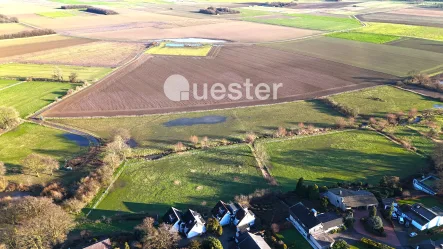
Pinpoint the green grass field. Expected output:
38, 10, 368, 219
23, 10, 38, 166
243, 13, 362, 31
329, 86, 441, 118
397, 196, 443, 209
276, 229, 311, 249
0, 122, 88, 185
359, 22, 443, 42
0, 79, 20, 89
37, 11, 77, 18
262, 130, 428, 191
50, 100, 342, 155
265, 37, 443, 77
0, 81, 77, 118
90, 145, 268, 218
326, 32, 401, 44
0, 63, 112, 82
388, 125, 436, 155
146, 43, 212, 56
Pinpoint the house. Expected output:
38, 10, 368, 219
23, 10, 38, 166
163, 207, 183, 232
288, 202, 343, 249
415, 239, 443, 249
233, 204, 256, 232
178, 209, 207, 238
381, 198, 396, 210
413, 175, 439, 196
211, 200, 234, 226
83, 238, 112, 249
236, 232, 272, 249
397, 203, 443, 231
325, 188, 378, 211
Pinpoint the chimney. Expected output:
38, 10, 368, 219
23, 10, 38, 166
311, 209, 318, 217
339, 190, 342, 196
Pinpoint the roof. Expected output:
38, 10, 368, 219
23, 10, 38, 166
317, 212, 343, 231
328, 188, 378, 208
83, 238, 112, 249
227, 202, 241, 214
212, 200, 230, 218
312, 232, 334, 247
382, 198, 395, 207
163, 207, 182, 225
181, 209, 205, 234
237, 232, 272, 249
289, 203, 321, 231
411, 203, 441, 221
235, 205, 255, 225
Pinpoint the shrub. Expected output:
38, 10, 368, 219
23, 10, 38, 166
60, 5, 91, 9
0, 14, 18, 23
321, 97, 359, 117
360, 238, 394, 249
85, 7, 118, 15
0, 29, 55, 40
199, 6, 240, 15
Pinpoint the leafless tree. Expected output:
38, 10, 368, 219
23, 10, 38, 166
189, 135, 199, 146
22, 153, 58, 177
136, 218, 180, 249
0, 106, 20, 130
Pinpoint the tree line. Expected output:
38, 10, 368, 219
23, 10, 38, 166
0, 29, 55, 40
0, 14, 18, 23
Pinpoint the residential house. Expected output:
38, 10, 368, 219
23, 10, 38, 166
179, 209, 207, 238
233, 204, 256, 233
236, 232, 272, 249
163, 207, 183, 232
211, 200, 234, 226
325, 188, 378, 211
397, 203, 443, 231
83, 238, 112, 249
413, 175, 439, 196
288, 202, 343, 249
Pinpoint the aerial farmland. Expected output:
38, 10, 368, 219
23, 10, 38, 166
0, 0, 443, 248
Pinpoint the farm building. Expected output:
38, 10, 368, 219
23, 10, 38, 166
413, 175, 439, 196
236, 232, 272, 249
325, 188, 378, 211
288, 202, 343, 249
397, 203, 443, 231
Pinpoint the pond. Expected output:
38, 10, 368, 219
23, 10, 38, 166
63, 133, 90, 147
163, 115, 227, 127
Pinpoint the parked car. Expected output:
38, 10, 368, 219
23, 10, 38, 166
409, 232, 418, 238
399, 216, 404, 225
405, 221, 410, 228
391, 212, 397, 220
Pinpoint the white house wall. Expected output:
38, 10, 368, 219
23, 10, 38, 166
219, 214, 231, 226
187, 224, 206, 239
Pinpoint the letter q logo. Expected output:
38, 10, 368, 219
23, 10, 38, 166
164, 74, 190, 102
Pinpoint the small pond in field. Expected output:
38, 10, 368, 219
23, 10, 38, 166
63, 134, 90, 147
163, 116, 227, 127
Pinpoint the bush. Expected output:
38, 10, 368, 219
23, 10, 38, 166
85, 7, 118, 15
265, 2, 297, 7
60, 5, 91, 9
0, 14, 18, 23
360, 238, 394, 249
199, 6, 240, 15
0, 29, 56, 40
321, 97, 359, 117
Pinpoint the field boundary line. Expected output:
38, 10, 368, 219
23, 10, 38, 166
248, 143, 277, 185
86, 160, 128, 217
257, 129, 352, 145
0, 81, 26, 91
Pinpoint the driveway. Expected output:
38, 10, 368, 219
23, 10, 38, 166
353, 209, 402, 247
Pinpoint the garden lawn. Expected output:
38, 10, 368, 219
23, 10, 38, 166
243, 14, 362, 31
0, 122, 88, 185
326, 32, 401, 44
50, 100, 342, 155
0, 63, 112, 82
0, 81, 78, 118
90, 145, 268, 218
37, 11, 77, 18
146, 43, 212, 56
276, 229, 311, 249
0, 79, 20, 89
263, 130, 428, 191
359, 22, 443, 42
397, 196, 443, 210
329, 86, 442, 118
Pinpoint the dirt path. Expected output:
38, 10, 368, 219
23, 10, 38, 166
0, 81, 25, 91
248, 143, 277, 185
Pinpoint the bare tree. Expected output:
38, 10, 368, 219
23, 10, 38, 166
174, 142, 185, 152
0, 106, 20, 130
0, 162, 5, 176
68, 72, 78, 83
245, 132, 257, 144
274, 126, 287, 137
52, 66, 63, 81
189, 135, 199, 147
22, 153, 57, 177
111, 128, 131, 142
136, 218, 180, 249
336, 117, 346, 129
103, 153, 121, 170
386, 113, 398, 125
408, 108, 418, 119
106, 135, 131, 159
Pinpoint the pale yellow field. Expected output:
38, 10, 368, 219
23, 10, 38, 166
0, 35, 70, 48
0, 23, 33, 35
9, 41, 145, 67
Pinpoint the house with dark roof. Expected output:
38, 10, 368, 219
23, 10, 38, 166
163, 207, 183, 232
178, 209, 206, 238
212, 200, 235, 226
236, 232, 272, 249
288, 202, 343, 249
233, 204, 256, 232
325, 188, 378, 211
83, 238, 112, 249
397, 203, 443, 231
413, 175, 439, 196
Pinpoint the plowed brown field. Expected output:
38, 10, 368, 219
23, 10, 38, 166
43, 46, 397, 117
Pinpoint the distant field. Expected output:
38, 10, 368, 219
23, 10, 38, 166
326, 32, 401, 44
49, 100, 342, 155
243, 13, 362, 31
146, 43, 212, 56
265, 37, 443, 76
329, 86, 441, 118
359, 22, 443, 42
0, 81, 77, 118
0, 79, 19, 89
387, 38, 443, 54
0, 122, 88, 186
263, 130, 428, 190
37, 11, 77, 18
0, 63, 112, 82
356, 12, 443, 28
12, 41, 144, 67
90, 145, 268, 217
0, 23, 32, 35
